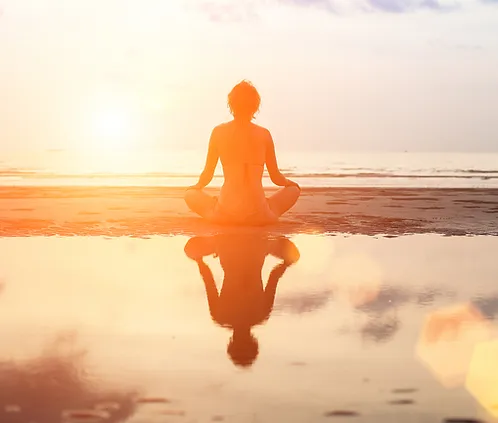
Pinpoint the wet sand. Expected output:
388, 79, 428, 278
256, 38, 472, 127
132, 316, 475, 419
1, 234, 498, 422
0, 186, 498, 236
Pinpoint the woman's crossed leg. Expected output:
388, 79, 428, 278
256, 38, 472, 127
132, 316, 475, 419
184, 185, 300, 223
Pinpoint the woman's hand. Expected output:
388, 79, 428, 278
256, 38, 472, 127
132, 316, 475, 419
285, 179, 300, 189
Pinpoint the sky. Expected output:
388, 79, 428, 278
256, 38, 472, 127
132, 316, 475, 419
0, 0, 497, 154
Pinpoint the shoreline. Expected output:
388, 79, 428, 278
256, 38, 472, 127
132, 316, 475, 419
1, 186, 497, 237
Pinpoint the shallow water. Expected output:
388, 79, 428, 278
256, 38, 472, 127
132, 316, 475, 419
2, 150, 498, 188
0, 234, 498, 422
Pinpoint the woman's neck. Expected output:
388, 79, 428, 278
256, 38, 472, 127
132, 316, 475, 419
233, 327, 252, 338
233, 117, 252, 125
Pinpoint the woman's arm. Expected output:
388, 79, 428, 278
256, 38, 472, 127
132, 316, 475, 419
197, 260, 220, 322
264, 262, 290, 314
263, 238, 299, 316
184, 237, 220, 321
190, 128, 219, 189
265, 131, 299, 188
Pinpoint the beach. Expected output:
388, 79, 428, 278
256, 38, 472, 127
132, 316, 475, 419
1, 186, 497, 237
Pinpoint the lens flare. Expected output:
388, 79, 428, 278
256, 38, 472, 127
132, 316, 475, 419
416, 303, 494, 388
466, 340, 498, 418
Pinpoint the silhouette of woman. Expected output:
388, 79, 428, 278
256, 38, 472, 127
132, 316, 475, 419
184, 80, 301, 225
184, 233, 300, 367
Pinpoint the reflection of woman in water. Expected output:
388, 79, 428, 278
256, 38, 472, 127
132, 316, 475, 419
184, 234, 300, 367
184, 80, 301, 225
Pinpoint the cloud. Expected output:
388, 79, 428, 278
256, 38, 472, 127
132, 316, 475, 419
472, 294, 498, 320
291, 0, 495, 12
196, 1, 260, 22
455, 43, 484, 51
274, 290, 331, 314
366, 0, 445, 12
306, 0, 461, 13
279, 0, 339, 12
192, 0, 496, 20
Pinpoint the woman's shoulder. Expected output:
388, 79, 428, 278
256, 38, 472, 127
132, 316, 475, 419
246, 122, 272, 140
213, 122, 272, 144
251, 122, 270, 134
214, 121, 270, 131
215, 121, 232, 129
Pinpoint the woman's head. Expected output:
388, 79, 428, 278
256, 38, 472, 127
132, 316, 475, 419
227, 331, 259, 368
227, 80, 261, 121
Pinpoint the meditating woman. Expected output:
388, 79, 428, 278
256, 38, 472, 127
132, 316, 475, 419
184, 80, 301, 225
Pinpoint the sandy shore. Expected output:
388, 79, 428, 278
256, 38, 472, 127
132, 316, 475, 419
0, 186, 497, 237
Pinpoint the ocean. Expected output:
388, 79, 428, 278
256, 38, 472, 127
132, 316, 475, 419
1, 150, 498, 188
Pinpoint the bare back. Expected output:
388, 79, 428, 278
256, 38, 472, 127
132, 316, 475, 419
214, 121, 275, 222
185, 117, 300, 224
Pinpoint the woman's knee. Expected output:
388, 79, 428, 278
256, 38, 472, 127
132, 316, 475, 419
184, 188, 201, 209
184, 189, 216, 218
286, 185, 301, 201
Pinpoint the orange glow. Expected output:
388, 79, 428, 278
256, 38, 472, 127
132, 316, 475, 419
90, 106, 136, 150
93, 109, 130, 142
466, 340, 498, 418
416, 303, 494, 388
82, 90, 141, 152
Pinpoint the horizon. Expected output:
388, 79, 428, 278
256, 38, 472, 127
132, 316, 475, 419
2, 149, 498, 190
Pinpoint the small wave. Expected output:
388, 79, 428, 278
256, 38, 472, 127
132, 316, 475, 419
282, 172, 498, 179
431, 168, 498, 175
0, 170, 207, 179
459, 169, 498, 174
1, 170, 497, 180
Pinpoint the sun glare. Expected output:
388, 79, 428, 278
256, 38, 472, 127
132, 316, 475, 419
96, 109, 128, 138
92, 108, 133, 149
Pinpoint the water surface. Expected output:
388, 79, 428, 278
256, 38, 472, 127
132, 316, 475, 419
2, 151, 498, 188
1, 234, 497, 422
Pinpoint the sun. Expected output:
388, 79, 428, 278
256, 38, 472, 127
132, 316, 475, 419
95, 109, 128, 139
92, 107, 134, 149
